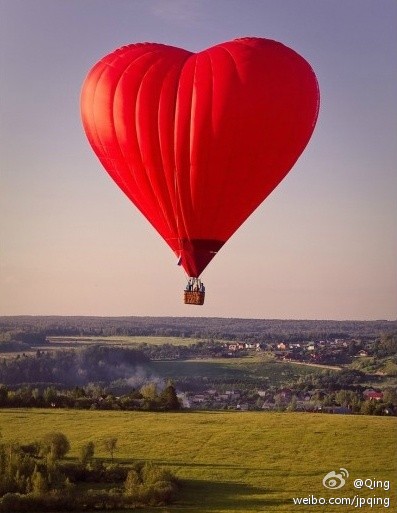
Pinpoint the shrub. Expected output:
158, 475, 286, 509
0, 493, 26, 513
102, 437, 118, 461
59, 461, 88, 482
124, 468, 140, 494
103, 463, 128, 483
31, 470, 48, 496
20, 442, 41, 458
79, 441, 95, 466
40, 432, 70, 461
140, 462, 173, 485
123, 462, 178, 506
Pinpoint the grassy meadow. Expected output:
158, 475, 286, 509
0, 409, 395, 512
47, 336, 200, 347
151, 357, 322, 386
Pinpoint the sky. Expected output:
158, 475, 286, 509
1, 0, 396, 320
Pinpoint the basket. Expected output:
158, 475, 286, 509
184, 290, 205, 305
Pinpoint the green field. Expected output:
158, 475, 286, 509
47, 336, 201, 347
0, 409, 395, 512
151, 357, 323, 386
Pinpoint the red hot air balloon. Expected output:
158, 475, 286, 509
81, 37, 319, 304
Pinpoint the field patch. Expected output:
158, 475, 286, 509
0, 409, 395, 512
46, 336, 202, 347
151, 357, 323, 386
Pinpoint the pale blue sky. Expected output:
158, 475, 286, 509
1, 0, 396, 319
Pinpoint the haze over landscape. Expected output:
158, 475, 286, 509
1, 0, 396, 320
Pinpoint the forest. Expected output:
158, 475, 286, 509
1, 315, 396, 341
0, 345, 149, 386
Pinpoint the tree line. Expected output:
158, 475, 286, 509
0, 345, 149, 386
1, 315, 396, 341
0, 381, 180, 412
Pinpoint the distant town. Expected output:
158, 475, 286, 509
0, 316, 396, 416
174, 336, 394, 414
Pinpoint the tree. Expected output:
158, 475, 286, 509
103, 437, 118, 462
31, 388, 41, 401
140, 383, 158, 401
41, 432, 70, 461
335, 390, 350, 407
124, 469, 140, 495
43, 387, 57, 405
70, 386, 86, 399
79, 441, 95, 466
160, 384, 180, 410
374, 333, 397, 357
0, 385, 8, 406
287, 395, 298, 412
360, 400, 376, 415
274, 393, 286, 411
383, 388, 397, 406
31, 468, 48, 496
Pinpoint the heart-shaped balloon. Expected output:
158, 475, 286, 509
81, 37, 319, 277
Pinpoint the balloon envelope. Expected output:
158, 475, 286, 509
81, 37, 319, 277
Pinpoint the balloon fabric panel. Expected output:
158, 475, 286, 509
81, 38, 319, 278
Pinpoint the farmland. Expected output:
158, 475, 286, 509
47, 335, 199, 348
0, 408, 395, 512
151, 357, 320, 385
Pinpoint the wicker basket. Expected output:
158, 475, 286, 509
184, 290, 205, 305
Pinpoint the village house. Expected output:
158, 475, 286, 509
277, 388, 293, 401
225, 342, 246, 352
236, 403, 249, 411
225, 390, 240, 397
363, 389, 383, 401
355, 350, 369, 357
191, 394, 206, 403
